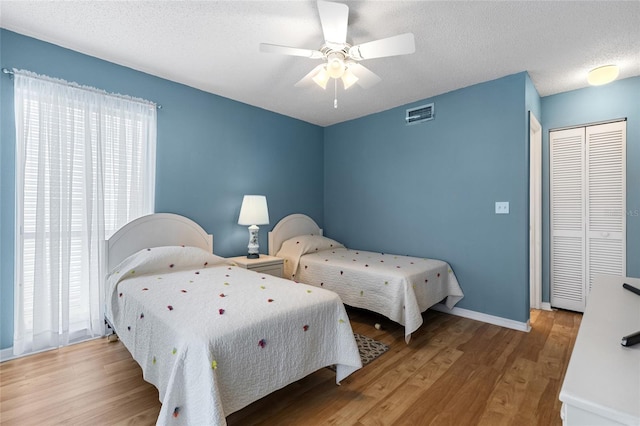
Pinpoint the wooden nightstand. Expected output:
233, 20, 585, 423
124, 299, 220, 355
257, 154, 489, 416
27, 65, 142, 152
228, 254, 284, 278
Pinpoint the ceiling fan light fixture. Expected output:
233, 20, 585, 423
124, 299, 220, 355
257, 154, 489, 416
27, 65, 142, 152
587, 64, 619, 86
260, 1, 416, 96
327, 56, 345, 79
341, 67, 358, 89
312, 66, 330, 89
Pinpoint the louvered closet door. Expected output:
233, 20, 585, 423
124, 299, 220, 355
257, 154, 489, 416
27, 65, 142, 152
586, 122, 626, 293
550, 121, 626, 312
550, 128, 586, 311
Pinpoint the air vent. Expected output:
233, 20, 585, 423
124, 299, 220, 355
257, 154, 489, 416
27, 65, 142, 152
406, 103, 434, 125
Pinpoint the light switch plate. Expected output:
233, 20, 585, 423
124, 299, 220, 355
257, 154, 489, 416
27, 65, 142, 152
495, 201, 509, 214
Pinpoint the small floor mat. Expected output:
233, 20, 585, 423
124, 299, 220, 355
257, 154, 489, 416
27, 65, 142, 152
328, 333, 389, 371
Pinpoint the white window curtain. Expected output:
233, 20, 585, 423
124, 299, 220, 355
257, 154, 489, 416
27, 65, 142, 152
13, 70, 156, 356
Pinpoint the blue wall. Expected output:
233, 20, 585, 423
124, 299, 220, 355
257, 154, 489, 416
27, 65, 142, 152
324, 73, 532, 324
2, 28, 636, 352
541, 77, 640, 302
0, 30, 325, 349
525, 73, 542, 125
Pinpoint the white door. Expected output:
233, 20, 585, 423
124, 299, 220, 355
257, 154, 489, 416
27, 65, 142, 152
585, 122, 626, 292
550, 128, 586, 312
550, 121, 626, 312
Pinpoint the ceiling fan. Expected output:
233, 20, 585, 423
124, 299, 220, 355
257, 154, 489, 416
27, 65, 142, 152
259, 0, 415, 98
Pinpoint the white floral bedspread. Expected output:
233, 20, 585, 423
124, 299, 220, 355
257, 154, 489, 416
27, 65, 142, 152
106, 246, 361, 426
277, 236, 464, 342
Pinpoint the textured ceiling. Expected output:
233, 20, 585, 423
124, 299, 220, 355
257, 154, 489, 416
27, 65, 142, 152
1, 1, 639, 127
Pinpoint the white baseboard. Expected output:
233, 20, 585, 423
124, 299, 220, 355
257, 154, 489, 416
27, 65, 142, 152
0, 347, 17, 362
431, 303, 531, 332
541, 302, 553, 311
0, 335, 104, 363
0, 345, 56, 362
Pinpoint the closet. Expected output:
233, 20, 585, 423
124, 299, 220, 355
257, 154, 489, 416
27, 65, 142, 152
550, 120, 626, 312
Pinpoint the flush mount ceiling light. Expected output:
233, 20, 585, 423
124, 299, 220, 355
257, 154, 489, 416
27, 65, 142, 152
587, 65, 619, 86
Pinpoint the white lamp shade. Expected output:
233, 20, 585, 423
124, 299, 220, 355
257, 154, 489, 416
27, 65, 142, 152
238, 195, 269, 225
341, 67, 359, 89
327, 57, 345, 78
312, 66, 330, 89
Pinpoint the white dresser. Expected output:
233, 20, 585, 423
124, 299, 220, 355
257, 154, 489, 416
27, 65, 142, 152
560, 275, 640, 425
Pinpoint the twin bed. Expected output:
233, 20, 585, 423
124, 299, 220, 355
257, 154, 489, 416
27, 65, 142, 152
269, 214, 464, 343
104, 213, 361, 426
105, 212, 463, 425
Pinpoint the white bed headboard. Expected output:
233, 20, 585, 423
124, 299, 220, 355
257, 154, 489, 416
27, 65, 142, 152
105, 213, 213, 273
268, 214, 323, 256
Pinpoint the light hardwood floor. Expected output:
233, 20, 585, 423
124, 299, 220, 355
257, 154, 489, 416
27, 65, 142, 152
0, 308, 581, 425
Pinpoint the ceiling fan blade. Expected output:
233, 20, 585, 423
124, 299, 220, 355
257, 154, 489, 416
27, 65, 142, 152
260, 43, 323, 59
317, 0, 348, 45
295, 64, 326, 87
349, 33, 415, 60
348, 63, 381, 89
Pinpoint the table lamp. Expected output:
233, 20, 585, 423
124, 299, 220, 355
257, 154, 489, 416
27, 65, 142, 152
238, 195, 269, 259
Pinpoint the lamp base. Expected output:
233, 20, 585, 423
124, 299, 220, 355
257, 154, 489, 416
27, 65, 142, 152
246, 225, 261, 260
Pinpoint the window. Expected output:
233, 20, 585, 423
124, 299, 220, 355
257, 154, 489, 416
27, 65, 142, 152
13, 71, 156, 355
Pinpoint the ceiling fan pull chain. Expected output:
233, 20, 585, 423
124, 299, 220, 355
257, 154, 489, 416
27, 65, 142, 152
334, 79, 338, 109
